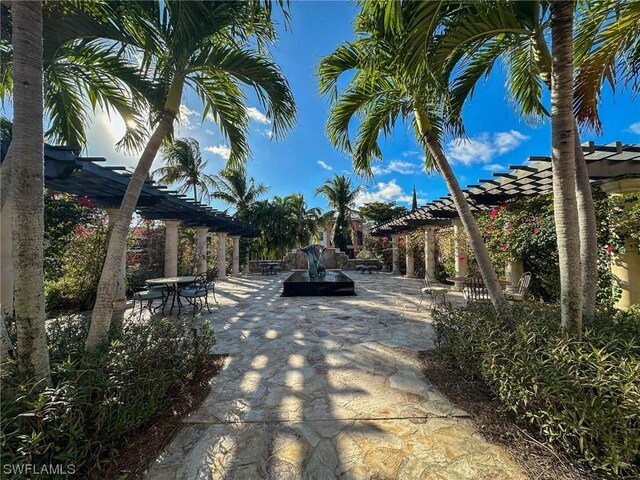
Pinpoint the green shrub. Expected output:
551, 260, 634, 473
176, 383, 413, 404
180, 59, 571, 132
1, 315, 215, 478
45, 226, 109, 314
433, 303, 640, 478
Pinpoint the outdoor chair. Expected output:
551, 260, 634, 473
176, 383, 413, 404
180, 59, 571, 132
179, 273, 212, 314
133, 287, 165, 318
418, 272, 448, 309
505, 272, 532, 302
206, 268, 219, 304
260, 263, 270, 275
463, 276, 491, 302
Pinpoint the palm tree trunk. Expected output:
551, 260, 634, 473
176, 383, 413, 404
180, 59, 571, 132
9, 0, 51, 386
550, 0, 583, 336
574, 124, 597, 321
193, 183, 198, 202
86, 110, 176, 349
423, 134, 512, 322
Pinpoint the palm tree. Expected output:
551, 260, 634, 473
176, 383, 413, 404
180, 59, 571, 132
315, 175, 361, 253
282, 193, 323, 247
87, 0, 296, 348
318, 18, 511, 319
212, 168, 269, 218
154, 138, 217, 202
4, 0, 51, 386
377, 1, 595, 329
549, 1, 582, 334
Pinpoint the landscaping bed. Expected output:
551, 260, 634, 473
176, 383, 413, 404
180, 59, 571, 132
430, 303, 640, 479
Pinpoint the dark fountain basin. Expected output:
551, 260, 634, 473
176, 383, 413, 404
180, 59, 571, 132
282, 271, 356, 297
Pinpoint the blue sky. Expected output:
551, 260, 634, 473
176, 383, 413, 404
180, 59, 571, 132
8, 1, 640, 213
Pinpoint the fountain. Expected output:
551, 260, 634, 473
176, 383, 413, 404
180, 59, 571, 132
282, 244, 355, 296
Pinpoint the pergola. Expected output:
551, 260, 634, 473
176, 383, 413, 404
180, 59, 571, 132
0, 143, 259, 310
369, 141, 640, 309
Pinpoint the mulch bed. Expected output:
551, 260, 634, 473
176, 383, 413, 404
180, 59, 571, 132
417, 350, 602, 480
107, 353, 228, 479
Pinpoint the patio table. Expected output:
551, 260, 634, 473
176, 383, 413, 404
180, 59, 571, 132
446, 277, 511, 290
146, 276, 197, 314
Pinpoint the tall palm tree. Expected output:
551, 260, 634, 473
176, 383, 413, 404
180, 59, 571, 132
318, 18, 511, 319
549, 0, 582, 334
315, 175, 361, 253
87, 0, 296, 348
376, 0, 598, 329
5, 0, 51, 386
154, 138, 217, 202
212, 168, 269, 218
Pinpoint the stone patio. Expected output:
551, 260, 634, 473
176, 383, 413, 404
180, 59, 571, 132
145, 273, 525, 480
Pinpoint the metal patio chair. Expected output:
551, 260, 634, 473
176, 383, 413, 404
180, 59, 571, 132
463, 275, 491, 302
505, 272, 532, 302
418, 272, 448, 309
179, 273, 212, 314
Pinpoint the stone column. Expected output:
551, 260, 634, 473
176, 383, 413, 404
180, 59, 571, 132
164, 219, 180, 277
453, 219, 468, 291
601, 178, 640, 309
505, 258, 524, 293
105, 208, 127, 307
405, 234, 415, 277
391, 234, 400, 274
0, 194, 13, 312
232, 235, 241, 275
424, 226, 436, 280
195, 226, 209, 274
217, 232, 228, 279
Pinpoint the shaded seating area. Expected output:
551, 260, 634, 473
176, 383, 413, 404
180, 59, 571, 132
0, 143, 260, 314
369, 142, 640, 311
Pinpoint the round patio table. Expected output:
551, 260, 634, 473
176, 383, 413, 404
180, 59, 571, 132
446, 277, 511, 290
146, 276, 197, 314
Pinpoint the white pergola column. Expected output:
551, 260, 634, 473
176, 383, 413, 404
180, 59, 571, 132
391, 234, 400, 274
105, 208, 127, 307
601, 178, 640, 309
453, 219, 468, 291
505, 258, 525, 293
0, 194, 13, 312
405, 234, 415, 277
164, 219, 180, 277
195, 226, 209, 275
231, 235, 241, 275
217, 232, 228, 279
424, 226, 436, 280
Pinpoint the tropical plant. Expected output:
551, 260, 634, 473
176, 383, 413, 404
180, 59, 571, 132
3, 0, 51, 387
359, 201, 409, 225
154, 138, 217, 202
211, 168, 269, 218
87, 0, 296, 349
317, 12, 511, 318
283, 193, 324, 247
314, 175, 361, 253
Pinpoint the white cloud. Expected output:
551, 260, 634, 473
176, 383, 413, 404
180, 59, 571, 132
246, 107, 270, 124
445, 130, 529, 165
355, 179, 426, 206
260, 129, 273, 138
402, 150, 419, 157
204, 144, 231, 160
178, 104, 199, 130
371, 160, 419, 176
482, 163, 507, 172
628, 121, 640, 134
317, 160, 333, 171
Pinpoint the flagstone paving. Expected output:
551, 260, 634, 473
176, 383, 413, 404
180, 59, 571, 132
145, 273, 526, 480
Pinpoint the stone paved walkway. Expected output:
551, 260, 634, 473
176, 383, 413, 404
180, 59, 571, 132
145, 273, 525, 480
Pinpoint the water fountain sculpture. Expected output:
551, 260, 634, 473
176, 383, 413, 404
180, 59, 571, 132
300, 245, 326, 277
282, 244, 355, 297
